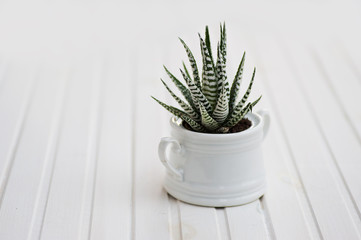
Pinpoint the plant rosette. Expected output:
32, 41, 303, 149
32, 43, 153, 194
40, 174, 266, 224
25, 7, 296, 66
153, 23, 271, 207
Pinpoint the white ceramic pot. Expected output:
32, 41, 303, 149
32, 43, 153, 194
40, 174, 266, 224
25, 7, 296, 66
158, 110, 270, 207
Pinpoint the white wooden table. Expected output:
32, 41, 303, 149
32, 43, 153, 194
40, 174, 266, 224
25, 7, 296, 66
0, 1, 361, 239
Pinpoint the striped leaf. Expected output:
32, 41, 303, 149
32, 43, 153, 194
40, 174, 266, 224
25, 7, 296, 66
224, 95, 262, 128
215, 43, 227, 97
180, 69, 213, 114
238, 67, 256, 109
225, 81, 230, 101
163, 66, 197, 112
212, 84, 229, 123
179, 38, 202, 90
182, 62, 192, 80
251, 95, 262, 110
151, 96, 206, 132
223, 103, 252, 128
199, 102, 219, 131
229, 52, 246, 112
199, 34, 218, 109
225, 68, 256, 124
205, 26, 215, 65
160, 79, 200, 120
220, 22, 227, 65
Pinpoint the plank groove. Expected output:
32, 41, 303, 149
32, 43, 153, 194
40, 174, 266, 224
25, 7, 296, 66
251, 33, 361, 239
226, 201, 268, 239
0, 68, 36, 209
90, 54, 133, 240
40, 61, 96, 240
280, 39, 361, 230
0, 68, 64, 240
133, 43, 171, 239
27, 69, 70, 240
78, 60, 104, 240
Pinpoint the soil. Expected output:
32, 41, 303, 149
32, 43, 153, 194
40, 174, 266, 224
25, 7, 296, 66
182, 118, 252, 134
228, 118, 252, 133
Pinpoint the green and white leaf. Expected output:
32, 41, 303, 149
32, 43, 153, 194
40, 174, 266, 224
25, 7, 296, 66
155, 23, 260, 134
199, 102, 219, 131
237, 67, 256, 109
223, 103, 252, 128
199, 34, 218, 109
215, 44, 227, 97
229, 52, 246, 112
182, 62, 192, 81
212, 84, 229, 123
151, 96, 206, 132
160, 79, 200, 120
220, 22, 227, 65
180, 69, 213, 114
225, 81, 230, 101
205, 26, 215, 65
251, 95, 262, 110
163, 66, 197, 112
224, 95, 262, 128
179, 38, 202, 90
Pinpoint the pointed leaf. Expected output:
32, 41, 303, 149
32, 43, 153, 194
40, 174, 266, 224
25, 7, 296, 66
215, 44, 227, 97
224, 95, 262, 128
151, 96, 206, 132
163, 66, 197, 112
160, 79, 200, 120
238, 67, 256, 109
229, 52, 246, 111
179, 38, 202, 90
223, 103, 252, 128
199, 34, 218, 108
180, 69, 212, 114
220, 22, 227, 64
205, 26, 214, 65
212, 84, 229, 123
225, 81, 230, 101
199, 102, 219, 131
182, 62, 192, 81
250, 95, 262, 110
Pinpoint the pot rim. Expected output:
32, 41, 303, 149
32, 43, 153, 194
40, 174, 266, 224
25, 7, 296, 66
170, 112, 263, 141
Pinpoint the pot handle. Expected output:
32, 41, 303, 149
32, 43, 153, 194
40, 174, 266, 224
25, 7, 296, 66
258, 109, 271, 139
158, 137, 184, 181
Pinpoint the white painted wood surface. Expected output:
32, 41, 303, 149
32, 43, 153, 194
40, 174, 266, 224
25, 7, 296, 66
0, 1, 360, 239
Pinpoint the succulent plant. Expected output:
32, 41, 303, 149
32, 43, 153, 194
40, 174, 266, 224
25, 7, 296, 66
152, 23, 261, 133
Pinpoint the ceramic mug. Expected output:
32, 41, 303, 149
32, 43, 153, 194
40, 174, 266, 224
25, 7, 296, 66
159, 110, 270, 207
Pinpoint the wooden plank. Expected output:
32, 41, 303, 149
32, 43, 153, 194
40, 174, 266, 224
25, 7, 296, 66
27, 69, 69, 240
255, 68, 320, 240
226, 201, 268, 239
216, 208, 231, 240
133, 84, 171, 239
40, 60, 102, 239
261, 120, 321, 240
0, 67, 64, 239
90, 55, 132, 239
0, 65, 35, 206
250, 32, 361, 239
312, 41, 361, 140
281, 38, 361, 229
178, 202, 221, 240
168, 196, 182, 240
132, 42, 171, 239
